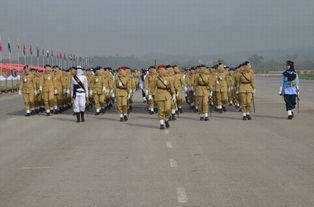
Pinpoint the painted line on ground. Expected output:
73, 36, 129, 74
176, 187, 188, 203
169, 158, 178, 168
22, 166, 50, 169
166, 141, 173, 149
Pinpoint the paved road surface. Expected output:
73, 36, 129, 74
0, 77, 314, 207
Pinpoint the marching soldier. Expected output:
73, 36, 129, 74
90, 67, 105, 115
144, 66, 158, 114
52, 66, 63, 113
155, 65, 175, 129
61, 68, 71, 110
19, 65, 36, 116
194, 66, 212, 121
236, 61, 256, 120
41, 65, 55, 116
279, 61, 300, 119
114, 66, 131, 122
173, 65, 185, 113
213, 63, 228, 113
71, 66, 88, 122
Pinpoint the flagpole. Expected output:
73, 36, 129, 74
0, 35, 2, 66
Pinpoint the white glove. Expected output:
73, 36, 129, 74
145, 89, 149, 96
193, 91, 196, 96
63, 89, 67, 94
219, 77, 223, 81
278, 87, 283, 95
90, 89, 93, 96
39, 86, 42, 91
18, 90, 22, 95
253, 89, 256, 94
111, 93, 115, 98
128, 93, 131, 99
118, 82, 123, 87
148, 95, 152, 100
54, 89, 58, 95
102, 87, 107, 93
210, 91, 213, 97
172, 95, 176, 101
67, 89, 70, 94
228, 88, 231, 92
236, 91, 239, 94
216, 81, 220, 85
34, 90, 38, 96
37, 89, 41, 94
163, 80, 168, 85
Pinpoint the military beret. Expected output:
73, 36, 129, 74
44, 64, 51, 68
286, 60, 294, 66
158, 64, 166, 69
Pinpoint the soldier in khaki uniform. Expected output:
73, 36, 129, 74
85, 68, 94, 110
90, 68, 106, 115
166, 66, 178, 120
61, 68, 71, 110
19, 65, 36, 116
52, 66, 63, 113
186, 68, 196, 109
173, 65, 185, 113
155, 65, 175, 129
194, 66, 213, 121
40, 65, 55, 116
213, 63, 229, 113
103, 68, 114, 112
30, 68, 41, 114
236, 61, 256, 120
144, 66, 158, 114
114, 66, 132, 122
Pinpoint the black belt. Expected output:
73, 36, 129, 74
241, 82, 251, 84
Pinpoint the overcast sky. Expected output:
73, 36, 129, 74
0, 0, 313, 57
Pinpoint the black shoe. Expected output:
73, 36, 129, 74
171, 114, 176, 121
76, 113, 81, 122
81, 112, 85, 122
35, 109, 39, 114
194, 108, 198, 112
243, 116, 247, 120
124, 115, 128, 121
291, 112, 294, 118
25, 113, 31, 117
204, 117, 209, 121
149, 111, 154, 115
246, 115, 252, 120
46, 112, 50, 116
165, 121, 170, 128
178, 108, 183, 113
222, 106, 227, 112
120, 118, 124, 122
129, 105, 133, 111
54, 109, 59, 114
288, 115, 293, 120
86, 105, 90, 111
95, 112, 100, 115
160, 125, 165, 130
154, 108, 158, 113
200, 117, 204, 121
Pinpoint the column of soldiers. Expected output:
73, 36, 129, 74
19, 62, 256, 126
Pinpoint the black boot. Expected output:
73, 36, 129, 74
124, 115, 128, 121
243, 116, 247, 120
222, 106, 227, 112
25, 112, 31, 117
160, 125, 165, 130
200, 117, 204, 121
178, 107, 183, 113
204, 117, 209, 121
76, 113, 81, 122
95, 111, 100, 115
165, 121, 170, 128
171, 114, 176, 121
81, 111, 85, 122
246, 115, 252, 120
120, 117, 124, 122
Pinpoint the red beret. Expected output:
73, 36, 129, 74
158, 64, 166, 69
119, 66, 127, 70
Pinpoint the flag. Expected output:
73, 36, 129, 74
16, 42, 20, 51
0, 40, 2, 52
50, 49, 54, 57
37, 47, 39, 57
23, 45, 26, 55
42, 49, 44, 56
29, 45, 33, 55
8, 42, 11, 53
46, 49, 49, 58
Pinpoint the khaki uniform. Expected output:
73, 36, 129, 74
236, 70, 256, 114
103, 70, 114, 107
61, 71, 71, 107
214, 69, 228, 109
53, 69, 63, 109
114, 72, 131, 115
41, 70, 55, 112
144, 70, 158, 112
33, 73, 42, 110
195, 69, 212, 117
90, 72, 105, 112
155, 75, 175, 120
20, 73, 36, 112
174, 71, 185, 109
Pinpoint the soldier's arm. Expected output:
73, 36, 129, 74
251, 73, 256, 90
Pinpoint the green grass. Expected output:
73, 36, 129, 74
298, 74, 314, 80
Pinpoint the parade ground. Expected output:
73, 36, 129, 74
0, 76, 314, 207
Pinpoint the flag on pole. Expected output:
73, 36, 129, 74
46, 49, 50, 58
8, 42, 11, 53
29, 45, 33, 55
23, 45, 26, 56
37, 47, 39, 57
51, 49, 54, 57
42, 49, 44, 56
0, 40, 3, 52
16, 42, 21, 51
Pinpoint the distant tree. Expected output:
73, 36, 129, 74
248, 54, 264, 66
